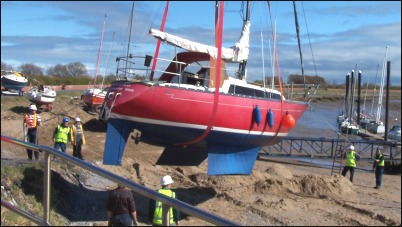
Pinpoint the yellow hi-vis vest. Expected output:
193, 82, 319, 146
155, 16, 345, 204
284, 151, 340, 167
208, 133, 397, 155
377, 154, 384, 167
345, 150, 357, 167
55, 125, 70, 143
153, 189, 176, 225
70, 124, 86, 145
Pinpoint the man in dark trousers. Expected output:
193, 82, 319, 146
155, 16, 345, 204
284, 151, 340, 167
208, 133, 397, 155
372, 147, 385, 189
107, 184, 138, 226
24, 104, 42, 160
148, 175, 179, 226
70, 117, 86, 160
341, 145, 361, 183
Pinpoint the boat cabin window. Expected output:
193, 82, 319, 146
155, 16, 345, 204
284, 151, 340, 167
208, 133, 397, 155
181, 69, 209, 87
228, 85, 281, 99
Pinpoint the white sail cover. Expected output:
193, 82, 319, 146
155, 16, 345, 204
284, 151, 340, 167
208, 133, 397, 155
150, 21, 250, 63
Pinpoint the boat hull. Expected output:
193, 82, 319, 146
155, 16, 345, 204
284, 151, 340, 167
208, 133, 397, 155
1, 75, 27, 92
340, 125, 360, 135
367, 123, 385, 134
388, 125, 401, 142
25, 87, 56, 107
82, 89, 106, 111
103, 81, 308, 147
101, 81, 308, 175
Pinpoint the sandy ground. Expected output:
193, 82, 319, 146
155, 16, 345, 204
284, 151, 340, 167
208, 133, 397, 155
1, 94, 401, 226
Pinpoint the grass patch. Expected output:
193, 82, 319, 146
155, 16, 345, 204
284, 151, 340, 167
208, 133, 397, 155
1, 163, 69, 226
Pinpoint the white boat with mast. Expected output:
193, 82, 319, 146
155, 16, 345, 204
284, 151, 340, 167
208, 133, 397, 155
99, 1, 311, 175
339, 69, 359, 135
359, 65, 379, 129
366, 46, 389, 134
81, 15, 108, 113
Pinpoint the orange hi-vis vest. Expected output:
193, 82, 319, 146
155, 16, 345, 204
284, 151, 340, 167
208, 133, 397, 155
25, 114, 37, 128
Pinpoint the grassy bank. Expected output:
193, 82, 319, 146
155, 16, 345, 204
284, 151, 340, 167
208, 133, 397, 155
282, 88, 401, 102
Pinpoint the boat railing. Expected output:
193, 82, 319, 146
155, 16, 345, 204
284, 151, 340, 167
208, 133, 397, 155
115, 55, 187, 80
275, 83, 320, 102
114, 54, 319, 103
1, 134, 240, 226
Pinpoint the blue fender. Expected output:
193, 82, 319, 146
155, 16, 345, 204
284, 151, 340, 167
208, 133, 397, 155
254, 105, 261, 126
267, 109, 274, 128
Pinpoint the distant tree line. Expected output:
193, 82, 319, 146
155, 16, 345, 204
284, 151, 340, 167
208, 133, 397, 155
1, 61, 399, 89
252, 74, 400, 90
1, 61, 117, 86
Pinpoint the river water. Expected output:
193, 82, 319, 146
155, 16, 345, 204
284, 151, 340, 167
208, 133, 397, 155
289, 99, 401, 139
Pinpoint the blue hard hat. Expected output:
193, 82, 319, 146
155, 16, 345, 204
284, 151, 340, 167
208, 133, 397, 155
62, 117, 69, 122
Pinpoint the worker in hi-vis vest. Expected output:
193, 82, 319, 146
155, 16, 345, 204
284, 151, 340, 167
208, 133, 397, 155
70, 117, 86, 160
341, 145, 361, 183
148, 175, 179, 226
53, 117, 71, 156
24, 104, 42, 160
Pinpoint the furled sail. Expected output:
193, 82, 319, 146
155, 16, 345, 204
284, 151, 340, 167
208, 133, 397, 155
149, 21, 250, 63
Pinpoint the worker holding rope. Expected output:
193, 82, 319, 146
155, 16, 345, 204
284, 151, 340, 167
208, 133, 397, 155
341, 145, 361, 183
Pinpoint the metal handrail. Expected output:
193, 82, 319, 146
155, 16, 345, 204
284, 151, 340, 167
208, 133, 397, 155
1, 200, 50, 226
1, 135, 240, 226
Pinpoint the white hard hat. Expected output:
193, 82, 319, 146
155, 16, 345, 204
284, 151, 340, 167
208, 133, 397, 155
160, 175, 174, 186
29, 105, 37, 110
349, 145, 354, 150
75, 117, 81, 122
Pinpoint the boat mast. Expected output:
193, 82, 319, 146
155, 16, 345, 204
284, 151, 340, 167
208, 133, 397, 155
93, 14, 107, 87
362, 70, 371, 115
101, 32, 115, 90
375, 45, 389, 123
237, 1, 250, 80
292, 1, 306, 100
349, 66, 357, 124
370, 64, 380, 118
125, 1, 135, 77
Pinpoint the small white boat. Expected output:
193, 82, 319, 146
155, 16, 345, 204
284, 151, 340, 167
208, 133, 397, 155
1, 70, 28, 95
25, 85, 57, 111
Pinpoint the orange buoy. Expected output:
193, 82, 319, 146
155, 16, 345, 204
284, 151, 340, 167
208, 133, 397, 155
282, 111, 296, 128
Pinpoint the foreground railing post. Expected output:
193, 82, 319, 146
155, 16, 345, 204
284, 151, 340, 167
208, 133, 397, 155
162, 204, 170, 226
43, 150, 51, 225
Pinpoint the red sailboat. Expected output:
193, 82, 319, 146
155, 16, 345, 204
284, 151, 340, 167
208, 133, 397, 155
100, 1, 309, 175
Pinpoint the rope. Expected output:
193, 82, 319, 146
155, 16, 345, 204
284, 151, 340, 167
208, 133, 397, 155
304, 103, 351, 175
150, 1, 169, 81
41, 104, 83, 123
175, 1, 224, 146
260, 1, 284, 146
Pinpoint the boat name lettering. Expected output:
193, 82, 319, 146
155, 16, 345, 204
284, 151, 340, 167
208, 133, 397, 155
125, 88, 135, 92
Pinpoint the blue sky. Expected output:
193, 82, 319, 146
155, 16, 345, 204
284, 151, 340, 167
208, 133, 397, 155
1, 1, 401, 85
